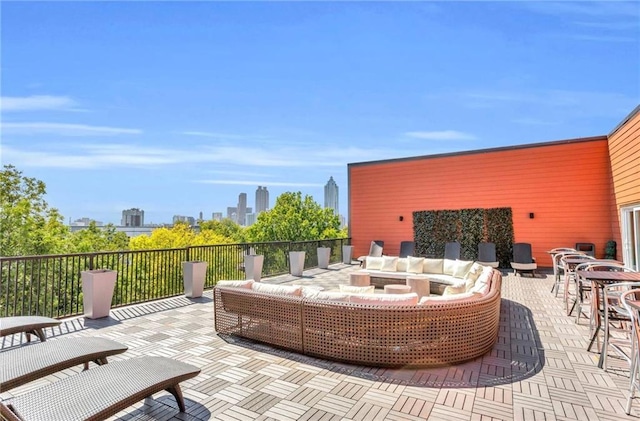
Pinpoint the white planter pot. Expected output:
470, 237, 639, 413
317, 247, 331, 269
244, 254, 264, 282
342, 245, 354, 264
183, 261, 208, 298
289, 251, 306, 277
81, 269, 117, 319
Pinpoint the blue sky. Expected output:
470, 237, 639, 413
1, 2, 638, 225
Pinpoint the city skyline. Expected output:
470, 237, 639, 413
1, 2, 637, 225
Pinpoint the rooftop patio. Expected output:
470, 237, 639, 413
1, 264, 638, 421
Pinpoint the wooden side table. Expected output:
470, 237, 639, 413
384, 284, 411, 294
350, 272, 371, 286
406, 277, 430, 298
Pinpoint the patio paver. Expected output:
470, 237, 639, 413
1, 263, 638, 420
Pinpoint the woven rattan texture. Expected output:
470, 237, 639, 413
214, 270, 502, 367
0, 316, 61, 338
0, 337, 128, 391
214, 288, 304, 352
5, 356, 200, 421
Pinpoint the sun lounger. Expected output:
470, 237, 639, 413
0, 356, 201, 421
0, 316, 61, 342
0, 337, 128, 391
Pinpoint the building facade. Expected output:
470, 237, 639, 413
237, 193, 247, 226
255, 186, 269, 214
348, 106, 640, 268
324, 176, 339, 216
121, 208, 144, 227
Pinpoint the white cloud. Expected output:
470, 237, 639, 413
2, 122, 142, 136
1, 95, 79, 112
404, 130, 477, 141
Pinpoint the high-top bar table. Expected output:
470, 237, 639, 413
576, 270, 640, 368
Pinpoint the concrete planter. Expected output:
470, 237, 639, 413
81, 269, 117, 319
183, 261, 208, 298
342, 245, 354, 264
317, 247, 331, 269
289, 251, 306, 277
244, 254, 264, 282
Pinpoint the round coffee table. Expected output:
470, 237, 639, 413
384, 284, 411, 294
350, 272, 371, 286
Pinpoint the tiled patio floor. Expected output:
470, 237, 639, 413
2, 263, 639, 420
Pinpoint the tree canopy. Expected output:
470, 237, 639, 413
246, 191, 344, 242
0, 165, 69, 256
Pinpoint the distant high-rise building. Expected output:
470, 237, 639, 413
121, 208, 144, 227
199, 211, 203, 221
70, 217, 103, 227
227, 207, 237, 222
245, 213, 256, 226
237, 193, 247, 226
324, 176, 339, 216
255, 186, 269, 214
173, 215, 195, 225
212, 212, 223, 221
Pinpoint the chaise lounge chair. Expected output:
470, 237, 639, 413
0, 316, 61, 342
0, 356, 201, 421
357, 240, 384, 267
398, 241, 415, 258
1, 337, 128, 391
444, 241, 461, 260
477, 242, 499, 268
510, 242, 538, 276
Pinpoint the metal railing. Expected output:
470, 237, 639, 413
0, 238, 350, 318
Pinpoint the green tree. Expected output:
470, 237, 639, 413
246, 191, 342, 242
199, 218, 247, 243
0, 165, 69, 256
66, 222, 130, 253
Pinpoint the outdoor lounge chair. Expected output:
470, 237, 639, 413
0, 356, 201, 421
398, 241, 415, 258
357, 240, 384, 267
0, 337, 128, 391
477, 242, 499, 268
0, 316, 61, 342
510, 243, 537, 276
444, 241, 461, 260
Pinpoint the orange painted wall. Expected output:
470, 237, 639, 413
348, 137, 617, 267
609, 109, 640, 208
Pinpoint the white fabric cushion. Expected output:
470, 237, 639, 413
443, 259, 457, 275
366, 256, 384, 270
396, 258, 408, 272
303, 290, 350, 302
464, 263, 485, 291
217, 279, 254, 289
443, 284, 467, 295
423, 258, 444, 274
339, 284, 375, 294
419, 291, 480, 304
407, 256, 425, 274
252, 283, 302, 296
350, 293, 419, 306
380, 256, 399, 272
453, 260, 475, 279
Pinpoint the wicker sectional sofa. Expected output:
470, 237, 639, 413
213, 264, 502, 367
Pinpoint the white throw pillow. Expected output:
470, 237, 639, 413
366, 256, 384, 270
396, 258, 408, 272
464, 263, 485, 290
443, 259, 457, 275
339, 284, 375, 294
453, 260, 475, 279
217, 279, 254, 289
423, 258, 444, 274
407, 256, 425, 274
349, 293, 419, 306
252, 283, 302, 296
380, 256, 399, 272
443, 284, 467, 295
303, 290, 351, 302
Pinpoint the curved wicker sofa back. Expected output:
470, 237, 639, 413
214, 269, 502, 367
